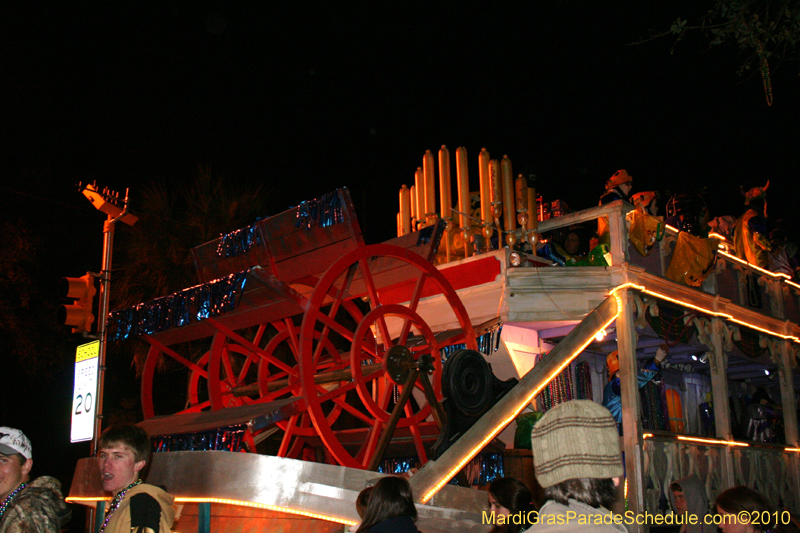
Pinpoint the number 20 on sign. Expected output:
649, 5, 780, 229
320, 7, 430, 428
71, 340, 99, 443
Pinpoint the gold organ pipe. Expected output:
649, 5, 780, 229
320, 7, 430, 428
423, 150, 436, 225
501, 155, 515, 236
399, 185, 411, 236
409, 184, 417, 224
414, 167, 425, 228
515, 174, 529, 229
455, 147, 470, 230
527, 185, 537, 232
489, 159, 502, 221
478, 148, 492, 227
438, 145, 452, 225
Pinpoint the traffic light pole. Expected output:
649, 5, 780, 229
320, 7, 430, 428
91, 213, 117, 456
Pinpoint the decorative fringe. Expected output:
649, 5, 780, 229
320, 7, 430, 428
377, 453, 504, 487
151, 424, 249, 453
107, 270, 249, 341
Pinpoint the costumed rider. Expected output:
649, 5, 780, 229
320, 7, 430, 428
733, 181, 771, 269
97, 425, 176, 533
602, 345, 668, 429
600, 170, 633, 205
597, 169, 633, 247
539, 229, 588, 266
0, 427, 71, 533
629, 191, 659, 217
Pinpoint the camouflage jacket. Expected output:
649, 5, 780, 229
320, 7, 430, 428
0, 476, 71, 533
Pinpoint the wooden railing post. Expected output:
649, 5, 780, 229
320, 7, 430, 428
708, 318, 734, 488
617, 288, 644, 533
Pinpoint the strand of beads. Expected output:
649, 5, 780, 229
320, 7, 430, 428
0, 482, 28, 520
99, 479, 142, 533
576, 361, 593, 400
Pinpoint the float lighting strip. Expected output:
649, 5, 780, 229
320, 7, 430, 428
718, 250, 791, 281
609, 283, 800, 343
66, 496, 358, 526
645, 433, 800, 450
173, 498, 358, 526
675, 436, 749, 447
642, 433, 749, 447
420, 295, 621, 503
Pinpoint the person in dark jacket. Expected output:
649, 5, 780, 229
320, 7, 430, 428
356, 476, 421, 533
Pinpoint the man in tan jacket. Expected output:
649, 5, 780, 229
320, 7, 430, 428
96, 425, 175, 533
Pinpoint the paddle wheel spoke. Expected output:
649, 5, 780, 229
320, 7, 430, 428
404, 400, 428, 463
398, 272, 428, 345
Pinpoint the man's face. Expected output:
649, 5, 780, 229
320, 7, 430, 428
564, 233, 581, 255
0, 454, 32, 501
620, 182, 633, 196
98, 444, 145, 494
672, 490, 687, 514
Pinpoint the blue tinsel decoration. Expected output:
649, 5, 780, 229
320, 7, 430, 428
216, 219, 262, 258
295, 190, 344, 230
151, 424, 249, 453
107, 270, 249, 341
376, 452, 504, 486
440, 325, 503, 362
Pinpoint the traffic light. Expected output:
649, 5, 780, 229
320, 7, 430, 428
58, 273, 97, 334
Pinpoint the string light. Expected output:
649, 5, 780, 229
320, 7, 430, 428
420, 296, 621, 503
65, 497, 108, 503
676, 436, 749, 447
609, 283, 800, 343
718, 251, 791, 280
67, 495, 358, 526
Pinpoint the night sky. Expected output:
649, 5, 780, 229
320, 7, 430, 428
1, 1, 798, 528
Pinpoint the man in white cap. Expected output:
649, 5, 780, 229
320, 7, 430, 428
524, 401, 626, 532
0, 427, 71, 533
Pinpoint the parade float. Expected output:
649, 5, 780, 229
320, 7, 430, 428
68, 147, 800, 533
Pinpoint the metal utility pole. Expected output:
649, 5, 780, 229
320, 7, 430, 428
78, 183, 138, 453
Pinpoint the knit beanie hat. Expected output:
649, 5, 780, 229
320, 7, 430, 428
531, 400, 622, 488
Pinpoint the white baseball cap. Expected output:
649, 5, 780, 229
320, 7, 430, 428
0, 427, 32, 460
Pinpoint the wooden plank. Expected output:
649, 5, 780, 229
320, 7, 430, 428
137, 397, 302, 437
